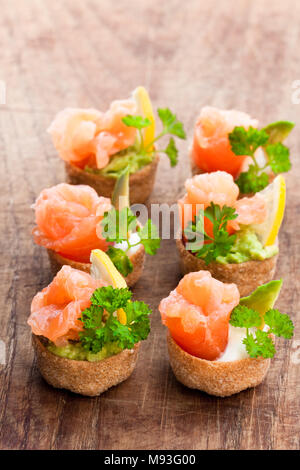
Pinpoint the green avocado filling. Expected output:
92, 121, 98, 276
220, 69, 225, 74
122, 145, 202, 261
84, 145, 155, 179
215, 228, 278, 264
47, 341, 122, 362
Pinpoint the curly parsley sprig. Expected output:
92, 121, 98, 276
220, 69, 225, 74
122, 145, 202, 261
229, 305, 294, 358
229, 121, 294, 194
184, 202, 238, 265
122, 107, 186, 167
101, 207, 160, 276
79, 286, 151, 354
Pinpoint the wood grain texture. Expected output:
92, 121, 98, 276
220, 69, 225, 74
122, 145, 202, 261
0, 0, 299, 450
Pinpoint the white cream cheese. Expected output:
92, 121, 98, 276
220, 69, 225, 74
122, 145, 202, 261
114, 232, 141, 256
217, 324, 268, 362
216, 325, 249, 362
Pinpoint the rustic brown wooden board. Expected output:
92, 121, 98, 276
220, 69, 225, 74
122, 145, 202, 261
0, 0, 299, 450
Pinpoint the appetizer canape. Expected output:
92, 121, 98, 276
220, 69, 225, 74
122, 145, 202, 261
177, 171, 285, 296
190, 106, 293, 195
159, 271, 293, 397
32, 178, 160, 286
48, 87, 186, 204
28, 251, 152, 396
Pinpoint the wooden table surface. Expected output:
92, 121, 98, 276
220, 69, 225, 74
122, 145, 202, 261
0, 0, 299, 450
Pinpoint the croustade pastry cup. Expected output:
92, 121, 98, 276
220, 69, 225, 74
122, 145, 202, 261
176, 238, 278, 297
167, 334, 270, 397
47, 245, 145, 288
65, 154, 160, 205
33, 335, 140, 397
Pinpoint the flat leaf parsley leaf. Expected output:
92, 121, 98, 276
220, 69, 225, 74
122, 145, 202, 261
122, 115, 151, 130
157, 108, 186, 139
229, 126, 269, 156
229, 122, 293, 194
90, 285, 132, 313
265, 143, 291, 173
264, 309, 294, 339
229, 305, 262, 329
79, 287, 151, 353
185, 202, 238, 265
137, 219, 161, 255
164, 137, 178, 167
243, 330, 276, 359
235, 165, 269, 194
229, 304, 294, 359
122, 107, 186, 167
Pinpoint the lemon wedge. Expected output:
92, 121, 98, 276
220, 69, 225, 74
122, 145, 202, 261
132, 86, 155, 150
252, 175, 286, 246
90, 249, 127, 324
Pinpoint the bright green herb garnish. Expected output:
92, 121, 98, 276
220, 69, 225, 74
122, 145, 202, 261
265, 143, 291, 173
122, 107, 186, 167
79, 286, 151, 354
122, 115, 151, 130
229, 121, 293, 194
185, 202, 238, 265
229, 305, 294, 358
101, 207, 160, 276
137, 219, 161, 255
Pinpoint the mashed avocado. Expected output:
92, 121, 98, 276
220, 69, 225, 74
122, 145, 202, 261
47, 341, 122, 362
216, 228, 278, 264
85, 145, 154, 179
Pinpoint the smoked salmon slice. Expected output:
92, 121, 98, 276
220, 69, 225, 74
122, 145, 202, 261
32, 183, 111, 263
190, 107, 258, 178
159, 271, 240, 360
28, 266, 106, 346
178, 171, 267, 234
47, 99, 137, 169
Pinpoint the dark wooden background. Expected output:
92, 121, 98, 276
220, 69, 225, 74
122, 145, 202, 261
0, 0, 299, 450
